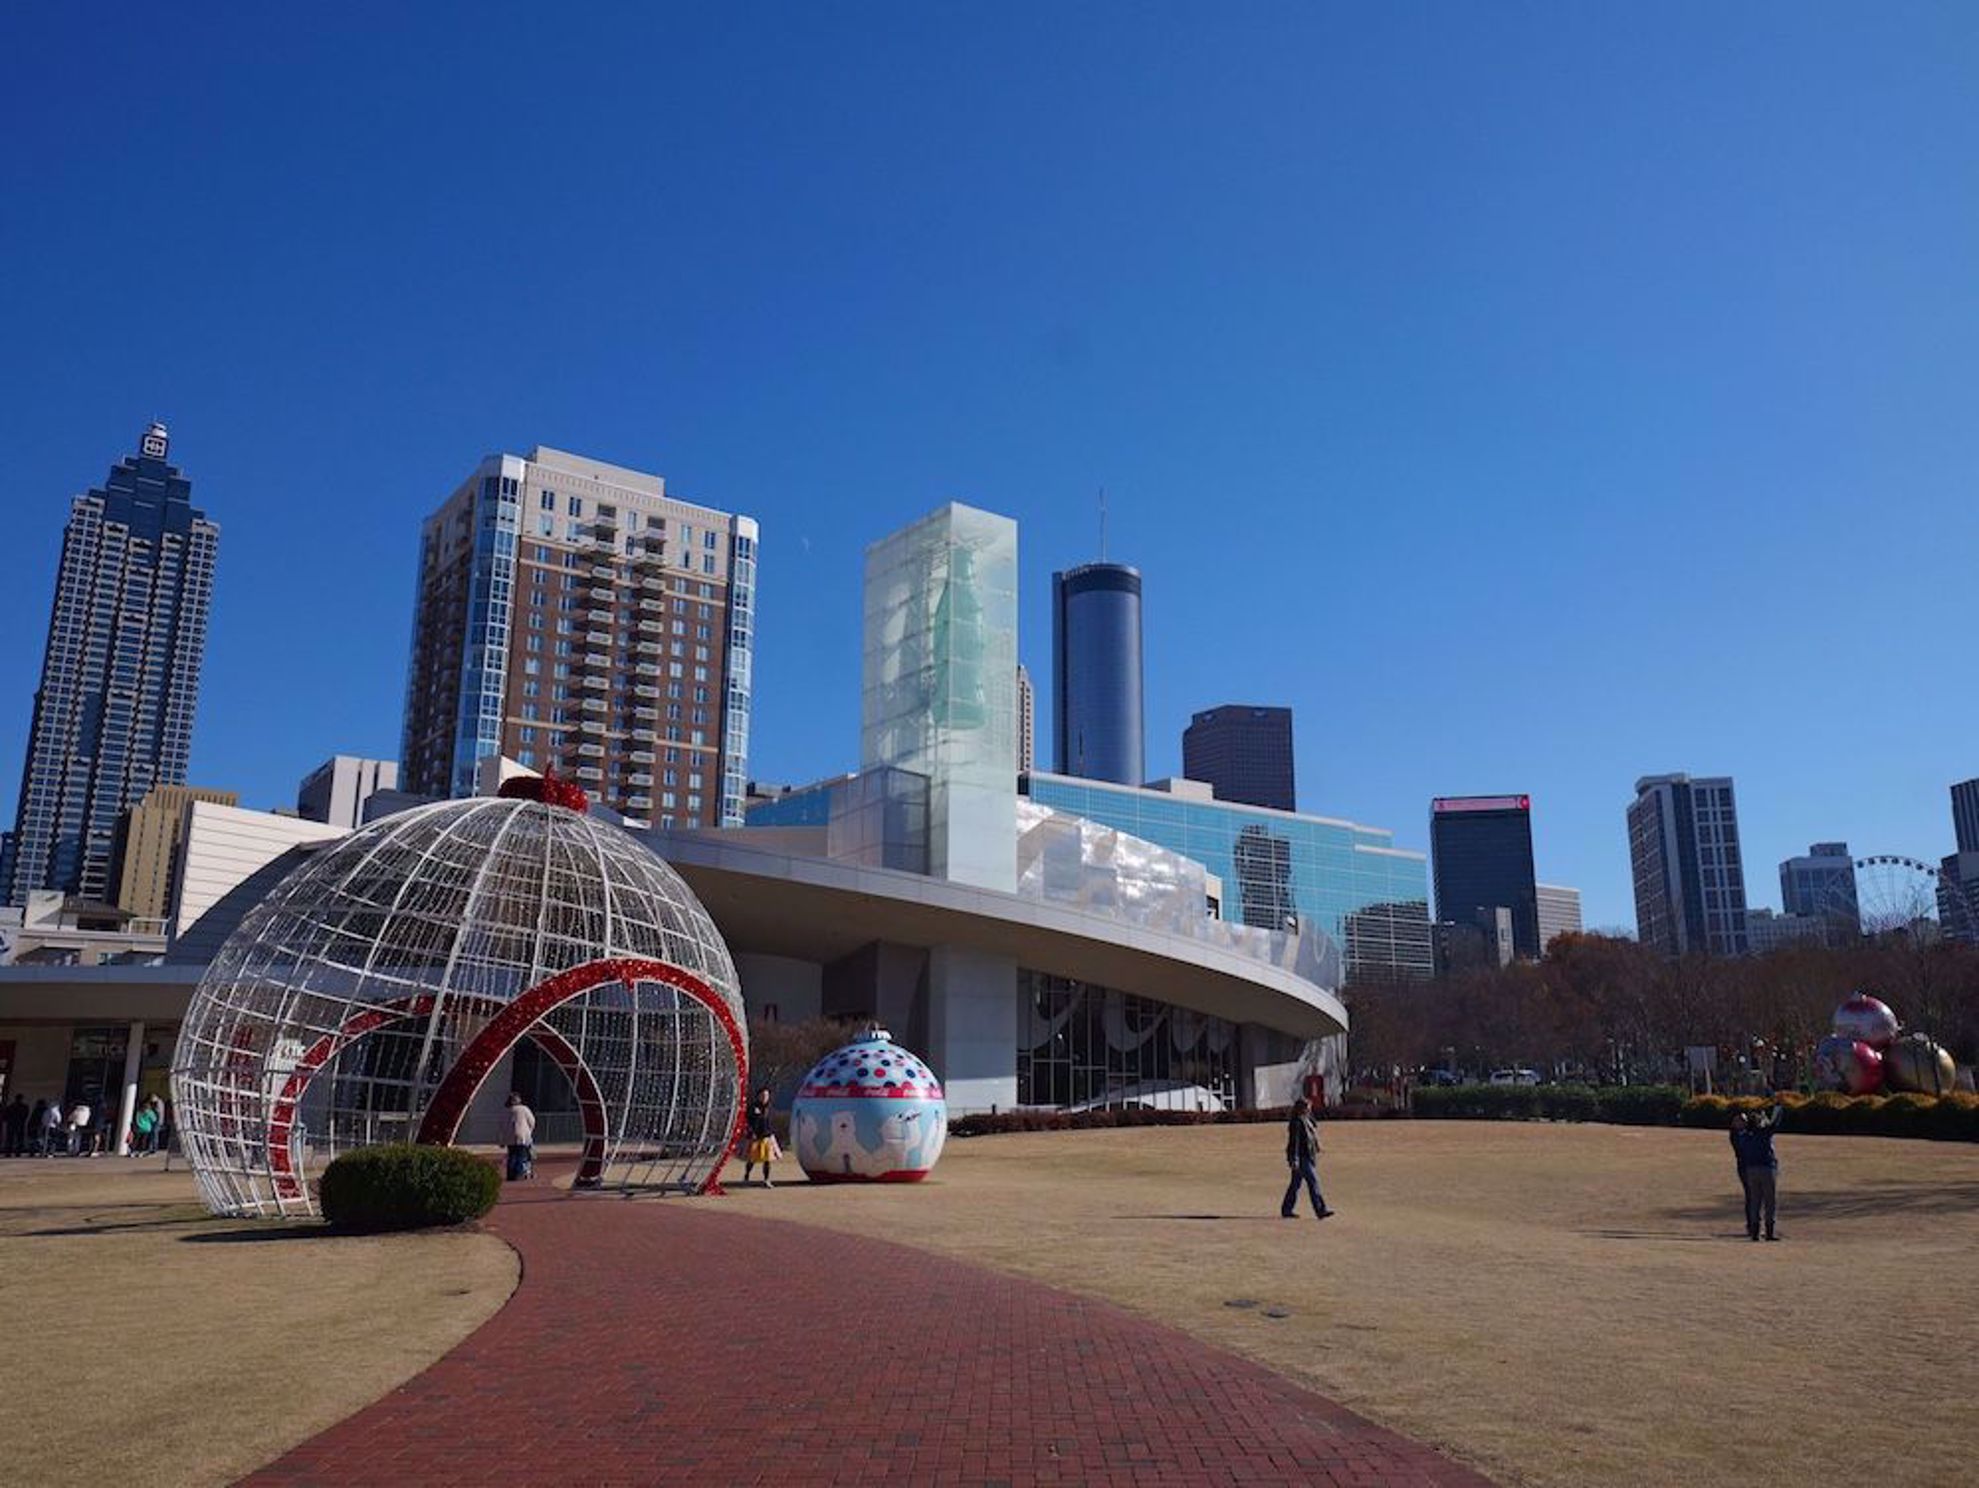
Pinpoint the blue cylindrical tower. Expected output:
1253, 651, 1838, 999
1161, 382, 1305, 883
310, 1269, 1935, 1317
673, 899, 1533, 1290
1052, 562, 1144, 785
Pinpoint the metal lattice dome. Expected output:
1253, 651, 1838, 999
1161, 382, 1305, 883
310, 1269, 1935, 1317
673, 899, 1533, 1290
172, 786, 747, 1218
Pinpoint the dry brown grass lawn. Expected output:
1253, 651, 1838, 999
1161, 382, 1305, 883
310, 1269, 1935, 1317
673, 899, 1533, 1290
716, 1121, 1979, 1488
0, 1158, 516, 1487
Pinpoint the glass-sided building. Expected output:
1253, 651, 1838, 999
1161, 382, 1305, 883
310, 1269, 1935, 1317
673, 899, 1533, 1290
1024, 772, 1433, 981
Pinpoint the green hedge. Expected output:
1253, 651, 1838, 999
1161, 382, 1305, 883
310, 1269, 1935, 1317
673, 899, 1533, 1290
319, 1143, 503, 1231
1678, 1091, 1979, 1142
1411, 1083, 1687, 1126
947, 1103, 1403, 1139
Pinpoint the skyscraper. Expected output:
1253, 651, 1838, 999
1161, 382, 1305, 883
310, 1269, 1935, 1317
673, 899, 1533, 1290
1051, 562, 1143, 785
1628, 773, 1749, 957
400, 446, 757, 828
3, 424, 220, 906
1951, 778, 1979, 855
110, 782, 238, 920
1430, 795, 1540, 960
1779, 842, 1858, 928
297, 756, 401, 830
1015, 663, 1035, 775
1183, 704, 1295, 811
1941, 780, 1979, 944
1535, 883, 1583, 952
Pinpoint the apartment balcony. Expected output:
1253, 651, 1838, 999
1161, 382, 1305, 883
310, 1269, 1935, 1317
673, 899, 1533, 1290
632, 683, 660, 699
583, 606, 614, 626
583, 630, 611, 648
575, 742, 606, 758
580, 697, 607, 714
629, 748, 656, 764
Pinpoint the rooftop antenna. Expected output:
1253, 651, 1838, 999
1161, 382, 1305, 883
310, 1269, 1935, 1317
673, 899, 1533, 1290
1099, 486, 1108, 562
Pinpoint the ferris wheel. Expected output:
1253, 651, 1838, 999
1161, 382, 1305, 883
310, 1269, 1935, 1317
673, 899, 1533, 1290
1846, 855, 1943, 937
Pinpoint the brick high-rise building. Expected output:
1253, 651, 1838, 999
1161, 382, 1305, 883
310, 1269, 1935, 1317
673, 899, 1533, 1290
401, 446, 758, 828
2, 423, 220, 906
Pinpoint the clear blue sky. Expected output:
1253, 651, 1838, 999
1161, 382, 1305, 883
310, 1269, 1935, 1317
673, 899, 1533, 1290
2, 5, 1975, 929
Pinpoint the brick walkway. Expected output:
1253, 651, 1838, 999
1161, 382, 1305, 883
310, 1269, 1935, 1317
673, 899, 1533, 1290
249, 1182, 1493, 1486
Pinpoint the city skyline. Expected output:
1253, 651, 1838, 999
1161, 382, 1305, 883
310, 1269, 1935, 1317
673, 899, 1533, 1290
4, 8, 1977, 930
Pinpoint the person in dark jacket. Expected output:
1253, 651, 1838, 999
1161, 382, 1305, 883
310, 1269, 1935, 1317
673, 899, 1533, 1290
1281, 1097, 1334, 1220
1730, 1104, 1784, 1241
2, 1095, 27, 1157
741, 1087, 777, 1187
27, 1099, 50, 1157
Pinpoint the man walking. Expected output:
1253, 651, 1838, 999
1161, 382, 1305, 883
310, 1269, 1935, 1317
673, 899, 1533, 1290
1281, 1097, 1335, 1220
504, 1091, 536, 1181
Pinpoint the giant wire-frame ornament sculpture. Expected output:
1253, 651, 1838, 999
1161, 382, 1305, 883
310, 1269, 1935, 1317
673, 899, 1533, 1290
171, 777, 748, 1218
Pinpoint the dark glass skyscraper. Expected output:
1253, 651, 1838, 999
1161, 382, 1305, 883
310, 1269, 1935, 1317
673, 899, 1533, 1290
1951, 778, 1979, 855
1184, 704, 1295, 811
1430, 795, 1540, 961
3, 424, 219, 906
1051, 562, 1143, 785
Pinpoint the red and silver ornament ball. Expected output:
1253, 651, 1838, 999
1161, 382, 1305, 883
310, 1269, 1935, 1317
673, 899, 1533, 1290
1831, 992, 1899, 1051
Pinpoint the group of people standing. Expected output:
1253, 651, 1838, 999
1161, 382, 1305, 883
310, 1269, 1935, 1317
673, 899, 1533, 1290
1, 1092, 170, 1157
495, 1087, 782, 1185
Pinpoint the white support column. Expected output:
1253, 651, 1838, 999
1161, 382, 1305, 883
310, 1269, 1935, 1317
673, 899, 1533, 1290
116, 1021, 145, 1156
927, 946, 1018, 1114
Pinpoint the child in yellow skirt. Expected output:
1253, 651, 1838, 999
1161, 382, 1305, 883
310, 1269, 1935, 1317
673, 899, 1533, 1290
742, 1086, 779, 1186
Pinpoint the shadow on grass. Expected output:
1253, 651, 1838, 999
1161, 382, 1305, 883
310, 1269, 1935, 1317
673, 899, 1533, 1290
16, 1205, 210, 1237
1659, 1178, 1979, 1226
180, 1224, 332, 1244
1113, 1213, 1287, 1223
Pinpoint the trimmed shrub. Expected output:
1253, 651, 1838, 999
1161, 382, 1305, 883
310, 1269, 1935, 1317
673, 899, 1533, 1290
1594, 1085, 1687, 1126
1679, 1094, 1732, 1129
1675, 1091, 1978, 1142
1412, 1083, 1686, 1126
319, 1143, 502, 1231
944, 1103, 1409, 1139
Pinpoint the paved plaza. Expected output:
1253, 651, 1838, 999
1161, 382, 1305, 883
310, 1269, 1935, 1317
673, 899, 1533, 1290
249, 1176, 1490, 1487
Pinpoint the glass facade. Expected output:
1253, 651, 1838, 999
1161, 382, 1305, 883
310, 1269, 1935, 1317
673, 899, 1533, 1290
1183, 704, 1296, 812
1025, 772, 1432, 981
4, 425, 219, 906
861, 503, 1017, 890
1018, 971, 1239, 1110
1429, 796, 1539, 960
1779, 842, 1858, 924
1052, 563, 1143, 785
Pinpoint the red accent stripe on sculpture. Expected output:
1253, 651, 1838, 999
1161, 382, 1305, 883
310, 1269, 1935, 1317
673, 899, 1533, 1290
265, 993, 612, 1198
413, 957, 749, 1196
